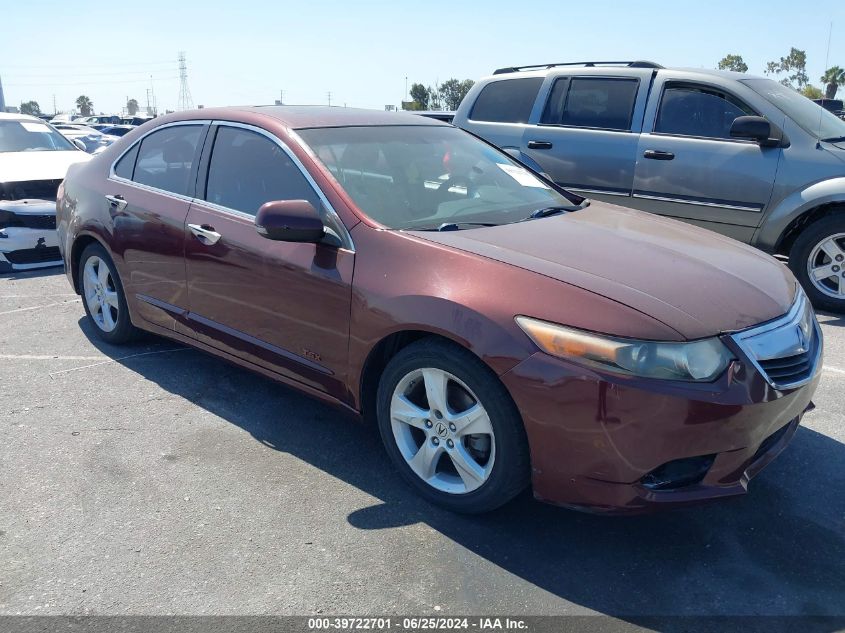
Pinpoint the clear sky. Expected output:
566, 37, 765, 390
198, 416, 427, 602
2, 0, 844, 115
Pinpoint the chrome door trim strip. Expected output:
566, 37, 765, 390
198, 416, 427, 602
632, 192, 761, 213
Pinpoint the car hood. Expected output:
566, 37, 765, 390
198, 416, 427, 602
411, 202, 796, 340
0, 150, 90, 183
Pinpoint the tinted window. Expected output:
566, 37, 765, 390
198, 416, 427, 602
470, 78, 543, 123
133, 125, 202, 196
204, 126, 319, 216
655, 85, 754, 139
542, 77, 638, 130
114, 144, 139, 179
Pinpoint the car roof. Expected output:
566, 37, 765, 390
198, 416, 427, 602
0, 112, 42, 122
154, 106, 450, 130
485, 63, 761, 83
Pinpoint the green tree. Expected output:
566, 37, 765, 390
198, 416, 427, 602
438, 78, 475, 110
427, 85, 442, 110
19, 100, 41, 116
126, 98, 139, 115
408, 83, 429, 110
76, 95, 94, 116
802, 85, 824, 99
717, 54, 748, 73
766, 48, 809, 89
821, 66, 845, 100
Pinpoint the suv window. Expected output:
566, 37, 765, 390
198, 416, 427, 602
655, 84, 755, 140
542, 77, 639, 130
114, 144, 139, 179
470, 78, 543, 123
133, 125, 202, 196
204, 126, 320, 216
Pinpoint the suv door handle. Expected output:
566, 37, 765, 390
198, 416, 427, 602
643, 149, 675, 160
527, 140, 553, 150
188, 223, 222, 245
105, 194, 127, 211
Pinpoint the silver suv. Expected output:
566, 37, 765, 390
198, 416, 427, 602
454, 61, 845, 311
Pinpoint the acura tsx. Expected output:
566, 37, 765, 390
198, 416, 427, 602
57, 107, 822, 514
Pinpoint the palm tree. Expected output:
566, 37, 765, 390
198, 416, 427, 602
821, 66, 845, 100
127, 98, 139, 115
76, 95, 94, 116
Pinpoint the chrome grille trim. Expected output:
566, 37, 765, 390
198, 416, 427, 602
730, 290, 822, 390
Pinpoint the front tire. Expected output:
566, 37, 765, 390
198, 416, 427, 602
790, 215, 845, 312
376, 338, 530, 514
78, 243, 138, 344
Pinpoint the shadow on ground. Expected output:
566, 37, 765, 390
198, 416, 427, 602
78, 318, 845, 620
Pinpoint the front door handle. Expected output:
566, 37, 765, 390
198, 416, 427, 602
643, 149, 675, 160
188, 223, 222, 245
105, 194, 128, 211
527, 140, 553, 150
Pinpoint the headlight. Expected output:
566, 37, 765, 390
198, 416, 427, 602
515, 316, 733, 382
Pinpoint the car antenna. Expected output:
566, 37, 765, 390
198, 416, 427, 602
817, 21, 834, 148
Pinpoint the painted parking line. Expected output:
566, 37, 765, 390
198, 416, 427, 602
0, 354, 106, 361
0, 300, 81, 316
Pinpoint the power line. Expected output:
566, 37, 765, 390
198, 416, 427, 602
5, 77, 179, 87
0, 60, 176, 69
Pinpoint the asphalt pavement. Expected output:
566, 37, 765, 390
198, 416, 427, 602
1, 267, 843, 621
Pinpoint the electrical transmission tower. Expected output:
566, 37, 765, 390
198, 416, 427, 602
177, 52, 194, 111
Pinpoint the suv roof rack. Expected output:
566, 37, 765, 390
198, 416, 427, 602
493, 61, 663, 75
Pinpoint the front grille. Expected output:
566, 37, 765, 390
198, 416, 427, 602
731, 290, 821, 390
0, 214, 56, 230
0, 179, 62, 202
4, 246, 61, 265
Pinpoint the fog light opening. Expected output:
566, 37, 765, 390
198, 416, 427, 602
640, 454, 717, 491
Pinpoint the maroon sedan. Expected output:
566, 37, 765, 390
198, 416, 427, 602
57, 107, 822, 514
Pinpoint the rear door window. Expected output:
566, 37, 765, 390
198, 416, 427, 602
132, 124, 203, 196
655, 84, 755, 140
541, 77, 639, 130
203, 126, 320, 216
469, 77, 543, 123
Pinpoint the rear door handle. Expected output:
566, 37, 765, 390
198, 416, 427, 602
643, 149, 675, 161
188, 223, 222, 245
527, 140, 553, 150
105, 194, 127, 211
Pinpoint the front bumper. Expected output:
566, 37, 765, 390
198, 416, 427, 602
501, 351, 820, 514
0, 226, 62, 272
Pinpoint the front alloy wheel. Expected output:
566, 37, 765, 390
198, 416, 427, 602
376, 338, 530, 514
790, 215, 845, 313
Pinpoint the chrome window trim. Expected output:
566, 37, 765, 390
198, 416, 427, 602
730, 290, 822, 390
567, 187, 630, 198
206, 120, 354, 252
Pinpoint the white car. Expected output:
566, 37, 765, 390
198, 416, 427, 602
51, 124, 120, 154
0, 113, 90, 272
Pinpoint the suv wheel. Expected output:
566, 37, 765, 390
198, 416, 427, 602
376, 338, 530, 514
78, 243, 138, 344
790, 215, 845, 312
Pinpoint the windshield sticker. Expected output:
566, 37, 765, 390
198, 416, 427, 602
20, 122, 51, 133
496, 163, 550, 188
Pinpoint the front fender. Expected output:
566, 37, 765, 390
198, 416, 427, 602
755, 177, 845, 252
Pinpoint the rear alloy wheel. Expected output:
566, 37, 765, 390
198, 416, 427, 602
790, 216, 845, 312
376, 339, 530, 513
78, 243, 138, 344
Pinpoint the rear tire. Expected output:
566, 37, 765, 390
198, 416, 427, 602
376, 338, 530, 514
789, 215, 845, 313
78, 242, 138, 344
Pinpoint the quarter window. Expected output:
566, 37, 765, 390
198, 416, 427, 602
114, 144, 139, 180
470, 78, 543, 123
655, 85, 755, 140
132, 125, 203, 196
542, 77, 639, 131
204, 126, 320, 216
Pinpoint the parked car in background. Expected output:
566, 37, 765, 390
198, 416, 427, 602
410, 110, 455, 123
52, 124, 119, 154
58, 107, 819, 514
813, 98, 844, 118
454, 61, 845, 311
77, 115, 121, 125
120, 115, 154, 126
96, 124, 136, 138
0, 113, 90, 271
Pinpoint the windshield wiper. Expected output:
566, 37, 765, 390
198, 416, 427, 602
413, 222, 501, 232
520, 202, 587, 222
821, 136, 845, 143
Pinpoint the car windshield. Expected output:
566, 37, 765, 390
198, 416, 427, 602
297, 125, 580, 230
742, 78, 845, 141
0, 120, 77, 153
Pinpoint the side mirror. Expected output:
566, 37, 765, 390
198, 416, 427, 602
730, 116, 785, 147
72, 138, 87, 151
255, 199, 325, 243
